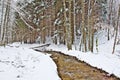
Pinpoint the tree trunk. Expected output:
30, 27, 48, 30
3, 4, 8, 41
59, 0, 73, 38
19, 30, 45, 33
63, 0, 72, 50
1, 0, 11, 44
81, 0, 87, 52
87, 0, 91, 51
108, 0, 113, 41
112, 5, 120, 54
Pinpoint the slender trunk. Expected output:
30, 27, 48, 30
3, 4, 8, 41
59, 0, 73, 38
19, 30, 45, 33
108, 0, 113, 40
54, 2, 57, 44
41, 11, 46, 43
71, 0, 74, 44
73, 0, 77, 50
63, 0, 72, 50
68, 0, 72, 50
1, 0, 11, 44
112, 5, 120, 54
88, 0, 91, 51
81, 0, 87, 52
90, 0, 96, 52
0, 0, 5, 43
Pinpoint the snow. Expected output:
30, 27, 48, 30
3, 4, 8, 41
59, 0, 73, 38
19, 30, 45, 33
0, 44, 60, 80
0, 38, 120, 79
46, 39, 120, 78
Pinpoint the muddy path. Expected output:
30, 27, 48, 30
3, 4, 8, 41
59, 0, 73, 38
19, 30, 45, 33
43, 51, 120, 80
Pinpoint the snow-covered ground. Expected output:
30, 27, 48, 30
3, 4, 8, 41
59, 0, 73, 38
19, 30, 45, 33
46, 39, 120, 78
0, 38, 120, 79
0, 44, 60, 80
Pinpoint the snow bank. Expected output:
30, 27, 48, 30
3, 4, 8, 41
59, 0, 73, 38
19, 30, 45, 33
0, 45, 60, 80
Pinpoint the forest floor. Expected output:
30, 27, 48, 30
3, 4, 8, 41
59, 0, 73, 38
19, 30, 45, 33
44, 51, 119, 80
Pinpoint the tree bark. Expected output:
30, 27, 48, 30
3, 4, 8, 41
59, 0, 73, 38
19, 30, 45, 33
112, 5, 120, 54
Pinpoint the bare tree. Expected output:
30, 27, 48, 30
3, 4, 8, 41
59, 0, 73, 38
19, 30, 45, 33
112, 5, 120, 54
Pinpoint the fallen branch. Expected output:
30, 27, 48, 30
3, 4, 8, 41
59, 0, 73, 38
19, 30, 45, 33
30, 44, 50, 49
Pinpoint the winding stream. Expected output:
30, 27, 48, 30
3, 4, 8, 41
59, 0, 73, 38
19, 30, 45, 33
40, 51, 120, 80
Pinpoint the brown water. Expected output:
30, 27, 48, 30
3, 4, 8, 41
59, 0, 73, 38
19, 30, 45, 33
45, 51, 120, 80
